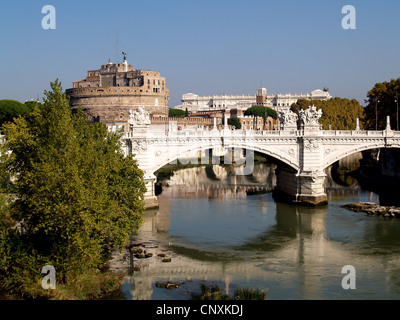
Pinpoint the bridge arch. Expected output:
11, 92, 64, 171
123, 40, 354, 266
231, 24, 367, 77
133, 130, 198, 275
322, 143, 400, 171
152, 143, 300, 174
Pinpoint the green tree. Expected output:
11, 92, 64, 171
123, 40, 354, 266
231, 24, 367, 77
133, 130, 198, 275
24, 100, 43, 112
364, 78, 400, 130
290, 98, 365, 130
0, 80, 146, 288
228, 117, 241, 129
169, 108, 186, 118
0, 99, 31, 128
244, 106, 278, 119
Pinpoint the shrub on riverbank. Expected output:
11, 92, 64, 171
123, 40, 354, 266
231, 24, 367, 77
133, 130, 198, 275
193, 283, 267, 300
0, 80, 145, 299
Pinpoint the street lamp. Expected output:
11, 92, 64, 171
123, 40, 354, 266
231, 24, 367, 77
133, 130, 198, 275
375, 97, 380, 131
395, 95, 399, 131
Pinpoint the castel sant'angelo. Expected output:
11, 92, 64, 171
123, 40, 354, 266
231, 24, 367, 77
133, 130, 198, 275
66, 53, 169, 129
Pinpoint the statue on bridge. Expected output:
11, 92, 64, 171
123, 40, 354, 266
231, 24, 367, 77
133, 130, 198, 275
128, 107, 151, 131
299, 105, 323, 130
279, 109, 298, 130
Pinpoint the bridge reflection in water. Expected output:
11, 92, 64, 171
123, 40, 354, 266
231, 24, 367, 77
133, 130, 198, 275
109, 162, 400, 300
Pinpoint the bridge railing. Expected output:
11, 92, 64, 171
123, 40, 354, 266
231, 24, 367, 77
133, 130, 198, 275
122, 128, 400, 140
321, 130, 400, 137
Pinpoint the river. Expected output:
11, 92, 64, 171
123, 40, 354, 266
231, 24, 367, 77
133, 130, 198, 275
108, 155, 400, 300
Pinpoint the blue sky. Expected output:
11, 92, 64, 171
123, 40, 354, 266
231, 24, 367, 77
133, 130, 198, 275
0, 0, 399, 107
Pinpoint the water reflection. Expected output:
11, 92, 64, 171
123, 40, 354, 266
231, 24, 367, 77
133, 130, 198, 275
109, 161, 400, 300
160, 164, 277, 200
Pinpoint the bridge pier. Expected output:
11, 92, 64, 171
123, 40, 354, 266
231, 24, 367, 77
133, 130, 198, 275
144, 174, 159, 209
274, 167, 328, 206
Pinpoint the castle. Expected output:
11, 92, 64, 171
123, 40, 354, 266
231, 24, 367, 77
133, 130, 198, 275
66, 55, 169, 131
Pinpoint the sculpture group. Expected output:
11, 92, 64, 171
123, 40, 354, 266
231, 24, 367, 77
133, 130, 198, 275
279, 105, 323, 130
128, 107, 151, 130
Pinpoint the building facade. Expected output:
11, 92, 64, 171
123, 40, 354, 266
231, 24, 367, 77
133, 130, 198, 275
66, 57, 169, 129
176, 88, 332, 113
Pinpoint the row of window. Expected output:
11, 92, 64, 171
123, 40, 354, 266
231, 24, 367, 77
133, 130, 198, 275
73, 85, 163, 95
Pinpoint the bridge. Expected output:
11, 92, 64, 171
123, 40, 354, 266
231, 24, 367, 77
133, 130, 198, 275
121, 106, 400, 209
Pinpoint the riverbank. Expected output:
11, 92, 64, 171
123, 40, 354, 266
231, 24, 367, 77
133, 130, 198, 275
0, 269, 124, 300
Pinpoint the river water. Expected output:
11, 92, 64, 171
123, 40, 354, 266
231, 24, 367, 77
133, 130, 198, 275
108, 157, 400, 300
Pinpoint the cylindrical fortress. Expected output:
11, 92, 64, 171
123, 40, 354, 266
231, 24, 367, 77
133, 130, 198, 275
66, 59, 169, 127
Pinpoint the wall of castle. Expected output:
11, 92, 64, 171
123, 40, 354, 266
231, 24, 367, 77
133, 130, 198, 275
67, 86, 170, 123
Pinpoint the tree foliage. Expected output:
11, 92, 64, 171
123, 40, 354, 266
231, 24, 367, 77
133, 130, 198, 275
290, 98, 365, 130
169, 108, 186, 118
0, 80, 146, 290
0, 100, 30, 128
0, 100, 43, 131
364, 78, 400, 130
244, 106, 277, 120
228, 117, 241, 129
24, 100, 43, 112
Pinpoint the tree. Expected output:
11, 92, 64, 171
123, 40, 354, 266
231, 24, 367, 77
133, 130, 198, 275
24, 100, 43, 112
364, 78, 400, 130
228, 117, 241, 129
290, 98, 365, 130
169, 108, 186, 118
0, 80, 146, 286
0, 99, 31, 128
244, 106, 278, 120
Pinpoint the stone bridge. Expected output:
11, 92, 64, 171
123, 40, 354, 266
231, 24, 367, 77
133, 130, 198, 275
121, 107, 400, 208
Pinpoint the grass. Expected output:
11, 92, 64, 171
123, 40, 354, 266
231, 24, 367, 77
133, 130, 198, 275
0, 269, 124, 300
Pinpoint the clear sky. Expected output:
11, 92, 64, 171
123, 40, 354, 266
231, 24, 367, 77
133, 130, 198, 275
1, 0, 399, 107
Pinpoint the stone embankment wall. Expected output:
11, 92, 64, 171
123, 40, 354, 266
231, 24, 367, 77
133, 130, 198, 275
380, 149, 400, 179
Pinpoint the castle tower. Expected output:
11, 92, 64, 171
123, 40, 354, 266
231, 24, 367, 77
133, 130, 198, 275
66, 57, 170, 130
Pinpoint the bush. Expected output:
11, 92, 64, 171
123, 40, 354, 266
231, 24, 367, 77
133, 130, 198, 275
0, 80, 145, 299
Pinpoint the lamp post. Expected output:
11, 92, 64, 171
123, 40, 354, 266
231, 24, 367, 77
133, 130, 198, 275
395, 95, 399, 131
375, 98, 378, 131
